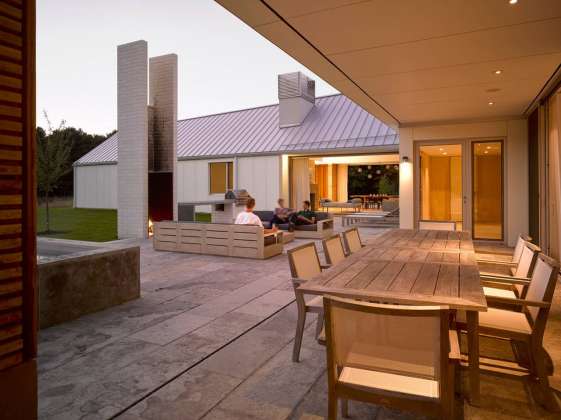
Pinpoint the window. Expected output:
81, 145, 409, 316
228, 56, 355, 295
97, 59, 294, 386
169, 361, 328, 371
209, 162, 233, 194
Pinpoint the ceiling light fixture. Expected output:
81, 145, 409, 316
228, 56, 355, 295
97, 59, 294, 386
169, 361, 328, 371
486, 146, 491, 150
494, 70, 503, 75
442, 152, 448, 155
509, 0, 518, 4
488, 101, 495, 106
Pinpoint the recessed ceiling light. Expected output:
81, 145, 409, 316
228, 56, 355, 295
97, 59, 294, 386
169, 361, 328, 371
486, 146, 491, 149
494, 70, 503, 75
484, 151, 489, 154
488, 101, 495, 106
509, 0, 518, 4
439, 148, 444, 151
442, 152, 448, 155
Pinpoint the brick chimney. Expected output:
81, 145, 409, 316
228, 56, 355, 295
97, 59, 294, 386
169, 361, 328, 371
117, 41, 178, 239
278, 72, 315, 128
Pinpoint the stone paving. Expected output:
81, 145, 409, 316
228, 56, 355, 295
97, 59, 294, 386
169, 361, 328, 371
37, 222, 561, 419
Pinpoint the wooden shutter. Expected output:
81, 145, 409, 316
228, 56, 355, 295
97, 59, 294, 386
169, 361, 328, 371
0, 0, 37, 408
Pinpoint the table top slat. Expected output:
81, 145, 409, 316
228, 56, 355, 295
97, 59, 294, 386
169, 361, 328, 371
388, 262, 423, 293
434, 264, 460, 297
365, 261, 404, 291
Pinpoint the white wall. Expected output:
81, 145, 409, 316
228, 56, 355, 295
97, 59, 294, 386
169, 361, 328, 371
177, 155, 281, 212
74, 165, 118, 209
399, 119, 528, 246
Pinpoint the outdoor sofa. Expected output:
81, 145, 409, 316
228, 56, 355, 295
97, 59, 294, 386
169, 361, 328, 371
319, 198, 362, 212
254, 210, 334, 239
153, 221, 283, 259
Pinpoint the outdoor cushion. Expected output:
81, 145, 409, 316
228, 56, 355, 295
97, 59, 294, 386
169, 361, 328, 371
483, 286, 517, 300
457, 308, 532, 335
295, 224, 318, 231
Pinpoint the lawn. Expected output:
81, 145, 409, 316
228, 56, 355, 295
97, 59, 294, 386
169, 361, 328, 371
37, 200, 117, 242
37, 200, 212, 242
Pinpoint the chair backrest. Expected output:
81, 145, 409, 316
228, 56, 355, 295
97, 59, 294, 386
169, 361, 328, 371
418, 221, 456, 231
287, 242, 322, 280
343, 228, 363, 254
324, 296, 448, 382
322, 234, 347, 265
524, 254, 559, 326
512, 234, 532, 264
513, 241, 540, 278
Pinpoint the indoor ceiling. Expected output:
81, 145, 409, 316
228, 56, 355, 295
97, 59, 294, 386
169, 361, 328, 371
216, 0, 561, 128
420, 144, 462, 157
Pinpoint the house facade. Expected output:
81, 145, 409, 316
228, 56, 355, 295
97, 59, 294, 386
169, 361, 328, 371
74, 61, 399, 231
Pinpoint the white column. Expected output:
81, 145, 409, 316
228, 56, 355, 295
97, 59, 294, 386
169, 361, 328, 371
117, 40, 148, 238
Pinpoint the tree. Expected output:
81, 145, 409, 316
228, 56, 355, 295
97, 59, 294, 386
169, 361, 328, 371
37, 111, 72, 233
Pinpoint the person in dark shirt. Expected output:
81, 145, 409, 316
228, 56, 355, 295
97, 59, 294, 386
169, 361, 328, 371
291, 200, 316, 225
272, 198, 293, 226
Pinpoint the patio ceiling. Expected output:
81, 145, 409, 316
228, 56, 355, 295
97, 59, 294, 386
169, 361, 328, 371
216, 0, 561, 127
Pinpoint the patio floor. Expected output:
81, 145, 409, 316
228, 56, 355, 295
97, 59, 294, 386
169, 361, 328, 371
37, 224, 561, 419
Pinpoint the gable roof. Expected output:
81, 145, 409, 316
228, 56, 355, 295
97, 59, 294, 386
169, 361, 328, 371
74, 94, 398, 166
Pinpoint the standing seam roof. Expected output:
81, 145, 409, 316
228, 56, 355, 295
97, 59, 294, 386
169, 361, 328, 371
74, 94, 398, 166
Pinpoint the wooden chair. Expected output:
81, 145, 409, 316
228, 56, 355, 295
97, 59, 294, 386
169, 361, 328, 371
457, 253, 560, 411
476, 234, 531, 265
342, 227, 364, 255
287, 242, 330, 362
479, 241, 540, 303
323, 234, 347, 265
418, 220, 456, 231
324, 296, 459, 419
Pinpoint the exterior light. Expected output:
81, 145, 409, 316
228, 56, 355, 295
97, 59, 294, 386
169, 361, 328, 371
368, 174, 372, 179
357, 167, 362, 173
402, 156, 409, 162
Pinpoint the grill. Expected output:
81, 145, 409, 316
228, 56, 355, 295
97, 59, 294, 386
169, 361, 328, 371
225, 189, 251, 206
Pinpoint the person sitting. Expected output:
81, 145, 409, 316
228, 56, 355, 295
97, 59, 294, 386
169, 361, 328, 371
235, 197, 278, 233
272, 198, 293, 226
290, 200, 316, 225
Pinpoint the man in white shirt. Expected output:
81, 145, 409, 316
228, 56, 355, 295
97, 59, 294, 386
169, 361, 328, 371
235, 198, 278, 233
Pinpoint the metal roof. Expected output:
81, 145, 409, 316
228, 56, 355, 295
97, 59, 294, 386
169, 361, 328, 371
74, 94, 399, 166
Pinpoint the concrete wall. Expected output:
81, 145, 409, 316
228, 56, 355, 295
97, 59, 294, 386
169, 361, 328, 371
74, 165, 117, 209
117, 40, 149, 238
399, 119, 528, 246
177, 155, 281, 211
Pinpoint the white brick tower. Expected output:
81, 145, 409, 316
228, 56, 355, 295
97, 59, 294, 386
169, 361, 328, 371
117, 40, 149, 239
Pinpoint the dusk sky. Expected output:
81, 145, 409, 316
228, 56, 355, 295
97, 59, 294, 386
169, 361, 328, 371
37, 0, 338, 134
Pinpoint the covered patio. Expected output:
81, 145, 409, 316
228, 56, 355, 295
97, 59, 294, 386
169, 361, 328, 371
37, 223, 561, 419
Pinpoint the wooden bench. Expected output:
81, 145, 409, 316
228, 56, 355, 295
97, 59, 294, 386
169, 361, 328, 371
153, 221, 284, 259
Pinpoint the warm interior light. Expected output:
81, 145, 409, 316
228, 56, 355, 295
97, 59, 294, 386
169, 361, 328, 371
488, 101, 495, 106
439, 147, 444, 151
509, 0, 518, 4
148, 219, 154, 236
494, 70, 502, 75
442, 152, 448, 155
486, 146, 491, 149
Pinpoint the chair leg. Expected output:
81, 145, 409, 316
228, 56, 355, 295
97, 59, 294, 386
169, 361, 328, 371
315, 311, 324, 339
292, 310, 307, 362
341, 399, 349, 418
532, 344, 560, 412
328, 394, 338, 420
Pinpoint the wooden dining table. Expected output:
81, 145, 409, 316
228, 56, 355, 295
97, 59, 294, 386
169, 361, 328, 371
299, 228, 487, 404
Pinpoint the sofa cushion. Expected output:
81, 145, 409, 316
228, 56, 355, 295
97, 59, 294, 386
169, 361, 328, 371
315, 212, 330, 221
254, 211, 274, 222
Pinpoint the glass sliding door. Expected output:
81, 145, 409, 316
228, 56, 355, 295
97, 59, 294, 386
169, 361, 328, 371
472, 141, 503, 240
419, 144, 463, 230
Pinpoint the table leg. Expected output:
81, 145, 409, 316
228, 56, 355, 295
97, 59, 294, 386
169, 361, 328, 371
466, 311, 480, 405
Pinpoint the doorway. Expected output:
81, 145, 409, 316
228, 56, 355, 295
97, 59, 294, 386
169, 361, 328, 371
415, 139, 504, 240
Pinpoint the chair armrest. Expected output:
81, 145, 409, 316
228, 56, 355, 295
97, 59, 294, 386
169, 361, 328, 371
291, 277, 307, 287
486, 295, 551, 308
476, 258, 516, 266
448, 330, 461, 360
316, 219, 333, 231
479, 275, 530, 285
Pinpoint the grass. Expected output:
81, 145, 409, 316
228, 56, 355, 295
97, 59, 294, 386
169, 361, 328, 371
37, 199, 117, 242
37, 199, 213, 242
